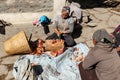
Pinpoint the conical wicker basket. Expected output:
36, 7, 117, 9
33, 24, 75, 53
4, 31, 31, 55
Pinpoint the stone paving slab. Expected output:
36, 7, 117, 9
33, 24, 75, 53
0, 42, 8, 58
5, 70, 15, 80
0, 65, 8, 76
1, 55, 20, 65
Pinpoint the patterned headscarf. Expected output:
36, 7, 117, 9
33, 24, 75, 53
62, 6, 70, 13
93, 29, 113, 43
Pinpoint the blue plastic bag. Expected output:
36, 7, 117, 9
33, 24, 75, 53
39, 15, 51, 25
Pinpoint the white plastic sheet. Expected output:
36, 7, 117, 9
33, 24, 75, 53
13, 43, 89, 80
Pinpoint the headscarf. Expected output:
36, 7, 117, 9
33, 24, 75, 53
112, 25, 120, 47
112, 25, 120, 36
92, 29, 113, 43
62, 6, 70, 13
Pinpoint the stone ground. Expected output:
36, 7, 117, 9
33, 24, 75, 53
0, 8, 120, 80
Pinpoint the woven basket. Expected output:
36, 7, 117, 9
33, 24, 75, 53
4, 31, 31, 55
45, 40, 64, 51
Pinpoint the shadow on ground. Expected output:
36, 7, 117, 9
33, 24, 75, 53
72, 23, 83, 39
67, 0, 120, 9
0, 20, 12, 35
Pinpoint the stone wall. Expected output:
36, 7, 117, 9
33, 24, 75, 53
0, 0, 53, 13
0, 0, 65, 24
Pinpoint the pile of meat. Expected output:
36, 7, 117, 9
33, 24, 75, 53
29, 39, 65, 57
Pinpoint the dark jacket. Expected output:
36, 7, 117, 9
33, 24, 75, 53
83, 42, 120, 80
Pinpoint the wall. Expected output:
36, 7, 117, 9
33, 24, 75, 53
0, 0, 66, 24
0, 0, 53, 13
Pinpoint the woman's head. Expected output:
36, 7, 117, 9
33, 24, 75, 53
92, 29, 113, 45
61, 6, 70, 19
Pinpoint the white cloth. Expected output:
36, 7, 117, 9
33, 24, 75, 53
13, 43, 89, 80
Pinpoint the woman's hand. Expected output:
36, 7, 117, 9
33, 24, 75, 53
61, 31, 66, 34
54, 28, 61, 35
31, 63, 37, 66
